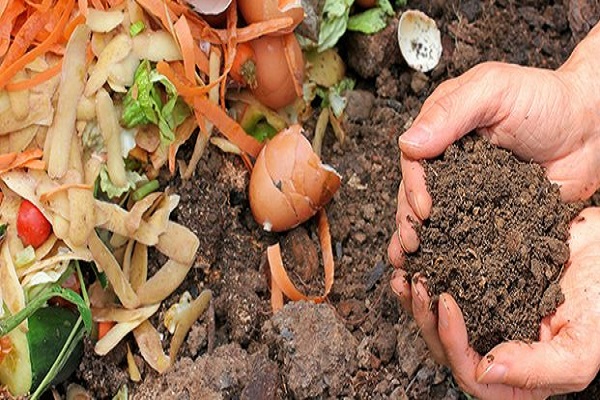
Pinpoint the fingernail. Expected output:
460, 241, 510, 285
410, 191, 426, 220
477, 363, 508, 384
390, 270, 406, 296
399, 126, 432, 149
412, 280, 426, 310
438, 295, 450, 329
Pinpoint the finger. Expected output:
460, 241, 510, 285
390, 269, 412, 314
397, 181, 420, 253
398, 73, 504, 160
436, 294, 547, 400
411, 276, 447, 365
476, 325, 599, 393
387, 229, 405, 268
401, 153, 432, 220
415, 77, 464, 125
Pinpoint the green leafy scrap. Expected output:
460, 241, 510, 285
316, 77, 356, 118
348, 0, 395, 34
98, 166, 146, 199
317, 0, 398, 50
122, 60, 191, 144
318, 0, 353, 51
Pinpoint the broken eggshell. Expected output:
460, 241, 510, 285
397, 10, 442, 73
185, 0, 232, 15
249, 125, 341, 232
238, 0, 304, 33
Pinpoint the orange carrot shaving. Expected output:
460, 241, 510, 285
39, 183, 93, 202
5, 59, 62, 91
214, 17, 295, 44
90, 0, 103, 10
21, 159, 46, 170
25, 0, 52, 13
0, 1, 26, 58
267, 209, 335, 312
156, 61, 217, 98
77, 0, 88, 16
0, 0, 75, 89
283, 33, 303, 98
0, 10, 50, 69
97, 321, 115, 340
193, 46, 209, 76
220, 2, 238, 107
192, 96, 263, 158
0, 0, 9, 18
0, 148, 43, 174
135, 0, 182, 34
240, 152, 253, 172
0, 153, 18, 169
63, 13, 86, 41
173, 15, 195, 83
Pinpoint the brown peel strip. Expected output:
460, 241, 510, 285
268, 209, 335, 311
133, 320, 171, 374
169, 289, 212, 362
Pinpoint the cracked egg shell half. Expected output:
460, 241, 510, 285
249, 125, 341, 232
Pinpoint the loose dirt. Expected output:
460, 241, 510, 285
404, 135, 579, 355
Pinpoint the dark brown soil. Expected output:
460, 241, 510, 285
70, 1, 600, 399
404, 135, 579, 355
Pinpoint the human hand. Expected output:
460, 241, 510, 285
388, 60, 600, 266
391, 207, 600, 399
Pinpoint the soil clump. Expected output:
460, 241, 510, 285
404, 134, 580, 354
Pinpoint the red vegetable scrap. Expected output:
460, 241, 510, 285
16, 199, 52, 248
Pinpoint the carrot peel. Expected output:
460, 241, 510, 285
268, 210, 335, 312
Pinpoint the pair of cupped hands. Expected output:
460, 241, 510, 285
388, 36, 600, 399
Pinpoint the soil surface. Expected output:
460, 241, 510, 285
69, 1, 600, 399
404, 135, 578, 355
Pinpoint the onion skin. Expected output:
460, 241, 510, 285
249, 125, 341, 232
238, 0, 304, 33
250, 34, 304, 110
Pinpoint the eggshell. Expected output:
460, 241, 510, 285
249, 125, 341, 232
397, 10, 442, 73
249, 147, 299, 231
238, 0, 304, 33
250, 34, 304, 110
185, 0, 232, 15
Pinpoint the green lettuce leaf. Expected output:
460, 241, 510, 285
348, 8, 388, 33
318, 0, 354, 52
348, 0, 395, 34
122, 60, 190, 144
99, 166, 146, 199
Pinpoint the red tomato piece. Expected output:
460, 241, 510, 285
16, 200, 52, 248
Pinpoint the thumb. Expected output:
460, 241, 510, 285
399, 71, 504, 160
475, 326, 598, 393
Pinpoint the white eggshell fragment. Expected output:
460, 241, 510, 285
397, 10, 442, 73
185, 0, 232, 15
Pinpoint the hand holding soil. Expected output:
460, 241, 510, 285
389, 20, 600, 399
393, 208, 600, 399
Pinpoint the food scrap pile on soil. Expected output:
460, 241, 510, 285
72, 1, 600, 399
404, 135, 579, 355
